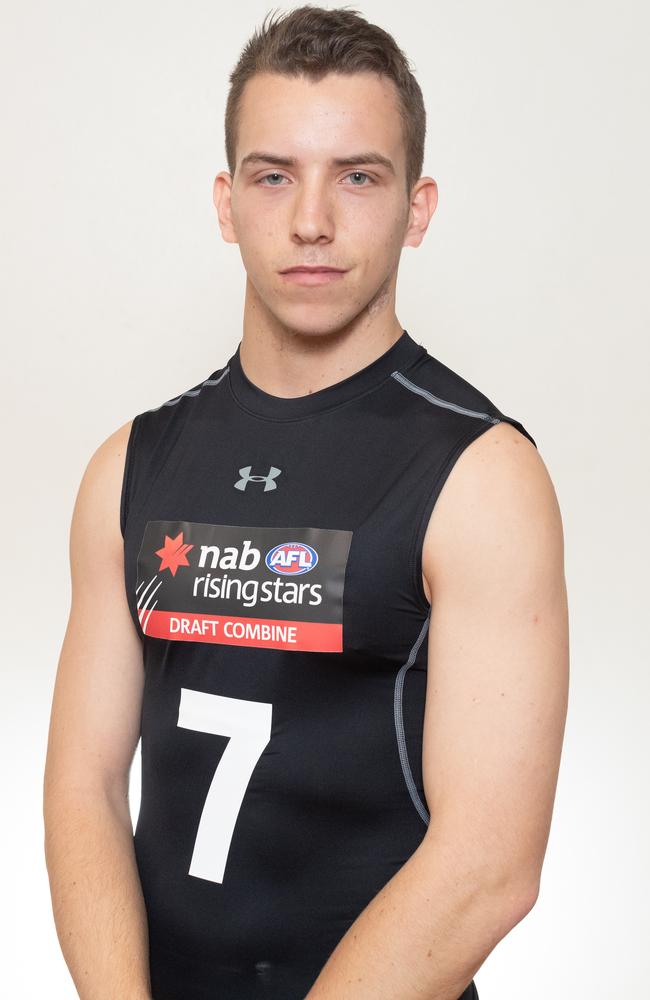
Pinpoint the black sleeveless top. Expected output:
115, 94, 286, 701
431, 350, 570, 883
121, 329, 536, 999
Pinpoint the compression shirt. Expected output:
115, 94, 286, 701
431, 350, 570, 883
120, 328, 536, 999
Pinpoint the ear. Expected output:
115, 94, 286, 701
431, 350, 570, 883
213, 171, 238, 244
403, 176, 438, 249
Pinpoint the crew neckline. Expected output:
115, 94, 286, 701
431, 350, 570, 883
226, 329, 425, 421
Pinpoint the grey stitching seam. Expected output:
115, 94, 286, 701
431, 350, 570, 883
394, 611, 432, 827
391, 368, 497, 825
391, 370, 500, 424
146, 366, 230, 412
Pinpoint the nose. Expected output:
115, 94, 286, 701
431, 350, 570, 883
290, 174, 335, 244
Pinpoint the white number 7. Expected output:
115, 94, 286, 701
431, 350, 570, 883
177, 687, 273, 884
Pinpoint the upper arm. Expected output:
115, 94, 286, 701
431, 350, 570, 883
420, 422, 569, 899
44, 418, 144, 802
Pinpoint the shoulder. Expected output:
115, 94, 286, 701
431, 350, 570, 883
78, 418, 135, 499
391, 349, 537, 448
70, 418, 136, 560
421, 420, 561, 603
128, 364, 230, 440
142, 365, 229, 417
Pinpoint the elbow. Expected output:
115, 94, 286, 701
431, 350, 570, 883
494, 869, 541, 930
419, 826, 541, 929
464, 854, 542, 932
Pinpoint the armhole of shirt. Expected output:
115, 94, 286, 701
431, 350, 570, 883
120, 413, 141, 540
409, 415, 537, 614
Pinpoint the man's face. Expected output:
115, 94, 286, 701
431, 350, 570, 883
218, 71, 417, 337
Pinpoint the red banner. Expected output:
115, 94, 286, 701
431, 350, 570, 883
140, 609, 343, 652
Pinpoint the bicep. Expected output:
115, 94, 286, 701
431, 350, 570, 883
44, 419, 144, 800
420, 422, 569, 895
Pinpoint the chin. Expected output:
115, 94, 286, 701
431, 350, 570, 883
268, 303, 354, 338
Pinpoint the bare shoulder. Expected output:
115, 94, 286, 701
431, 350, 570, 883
421, 421, 563, 604
100, 416, 135, 458
72, 418, 135, 550
82, 417, 135, 495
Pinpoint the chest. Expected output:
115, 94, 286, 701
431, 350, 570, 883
124, 410, 431, 668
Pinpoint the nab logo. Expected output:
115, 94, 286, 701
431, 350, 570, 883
155, 531, 194, 576
265, 542, 318, 576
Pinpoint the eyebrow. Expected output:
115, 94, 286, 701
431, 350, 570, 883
239, 151, 396, 175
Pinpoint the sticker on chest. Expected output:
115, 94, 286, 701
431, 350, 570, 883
135, 520, 353, 652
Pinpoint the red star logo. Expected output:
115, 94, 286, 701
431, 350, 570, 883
155, 531, 194, 576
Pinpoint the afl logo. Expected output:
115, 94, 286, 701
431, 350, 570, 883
265, 541, 318, 576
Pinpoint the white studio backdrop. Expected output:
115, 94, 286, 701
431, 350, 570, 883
1, 0, 648, 996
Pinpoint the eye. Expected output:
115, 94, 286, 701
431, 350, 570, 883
343, 171, 374, 186
257, 172, 289, 186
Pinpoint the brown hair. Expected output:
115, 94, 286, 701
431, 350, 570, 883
224, 5, 426, 198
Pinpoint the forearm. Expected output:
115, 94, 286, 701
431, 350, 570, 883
43, 782, 151, 1000
305, 829, 534, 1000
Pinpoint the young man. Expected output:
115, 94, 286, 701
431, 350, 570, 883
43, 6, 569, 1000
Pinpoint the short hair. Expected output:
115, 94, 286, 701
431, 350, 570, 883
224, 4, 426, 198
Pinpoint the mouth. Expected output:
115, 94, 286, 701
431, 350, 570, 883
280, 265, 347, 273
279, 265, 348, 286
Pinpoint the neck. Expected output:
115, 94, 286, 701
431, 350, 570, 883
238, 277, 404, 399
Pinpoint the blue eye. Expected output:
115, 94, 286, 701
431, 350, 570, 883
346, 171, 372, 185
258, 172, 287, 186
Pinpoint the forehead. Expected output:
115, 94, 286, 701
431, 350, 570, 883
236, 71, 405, 166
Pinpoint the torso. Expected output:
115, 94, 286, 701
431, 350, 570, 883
119, 329, 535, 998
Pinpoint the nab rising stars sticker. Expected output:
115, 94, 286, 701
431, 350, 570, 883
135, 520, 352, 653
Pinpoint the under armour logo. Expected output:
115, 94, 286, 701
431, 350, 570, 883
234, 465, 282, 492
